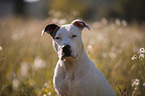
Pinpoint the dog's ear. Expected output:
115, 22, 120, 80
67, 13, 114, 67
71, 19, 90, 30
41, 24, 60, 38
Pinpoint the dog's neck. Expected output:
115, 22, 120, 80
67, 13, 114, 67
60, 46, 90, 80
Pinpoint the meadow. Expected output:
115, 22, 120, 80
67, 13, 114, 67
0, 17, 144, 96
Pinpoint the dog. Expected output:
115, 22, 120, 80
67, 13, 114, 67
42, 19, 116, 96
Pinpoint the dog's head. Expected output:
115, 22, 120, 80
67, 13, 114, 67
42, 19, 90, 60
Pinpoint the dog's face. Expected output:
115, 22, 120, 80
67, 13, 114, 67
42, 20, 90, 60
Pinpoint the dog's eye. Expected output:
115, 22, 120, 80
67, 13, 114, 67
72, 35, 77, 38
55, 37, 60, 39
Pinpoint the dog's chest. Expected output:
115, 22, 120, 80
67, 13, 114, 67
59, 77, 84, 96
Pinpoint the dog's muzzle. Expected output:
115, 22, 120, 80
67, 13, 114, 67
62, 45, 72, 58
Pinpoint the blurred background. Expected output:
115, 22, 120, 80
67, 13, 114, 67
0, 0, 145, 22
0, 0, 145, 96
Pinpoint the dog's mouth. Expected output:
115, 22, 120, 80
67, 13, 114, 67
61, 53, 77, 60
61, 55, 72, 60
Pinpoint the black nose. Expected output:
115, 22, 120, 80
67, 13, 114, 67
62, 45, 71, 56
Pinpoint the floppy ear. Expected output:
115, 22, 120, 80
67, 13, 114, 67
71, 19, 90, 30
41, 24, 60, 38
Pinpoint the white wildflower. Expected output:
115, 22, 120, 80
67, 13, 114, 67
0, 46, 2, 51
51, 18, 59, 23
139, 53, 144, 59
44, 83, 49, 88
122, 20, 127, 26
87, 45, 93, 52
140, 48, 145, 53
47, 92, 51, 96
115, 18, 121, 26
43, 94, 47, 96
33, 56, 46, 70
12, 30, 25, 41
132, 79, 139, 87
109, 52, 116, 59
12, 78, 19, 90
20, 62, 29, 79
131, 55, 137, 60
58, 19, 67, 24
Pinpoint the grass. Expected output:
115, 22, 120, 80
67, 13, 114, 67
0, 17, 145, 96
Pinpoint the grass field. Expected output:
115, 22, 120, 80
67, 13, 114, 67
0, 17, 145, 96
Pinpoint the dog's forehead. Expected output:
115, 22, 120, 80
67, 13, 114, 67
57, 24, 80, 34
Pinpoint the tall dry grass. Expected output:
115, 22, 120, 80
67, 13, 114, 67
0, 17, 144, 96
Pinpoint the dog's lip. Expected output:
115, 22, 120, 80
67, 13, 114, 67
61, 55, 72, 60
61, 55, 76, 60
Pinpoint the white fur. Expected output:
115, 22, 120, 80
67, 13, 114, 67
50, 20, 116, 96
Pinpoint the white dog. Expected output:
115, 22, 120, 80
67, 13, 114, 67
42, 19, 116, 96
